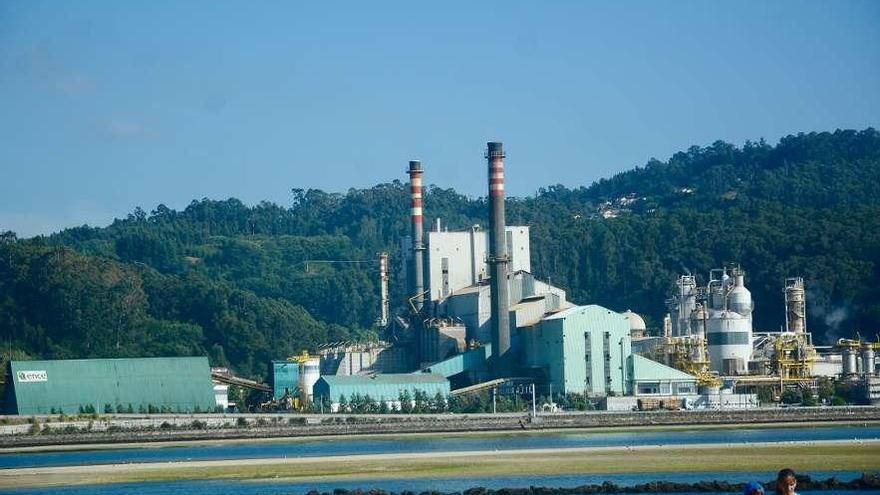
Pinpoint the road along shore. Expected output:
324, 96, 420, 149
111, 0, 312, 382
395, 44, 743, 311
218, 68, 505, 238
2, 406, 880, 449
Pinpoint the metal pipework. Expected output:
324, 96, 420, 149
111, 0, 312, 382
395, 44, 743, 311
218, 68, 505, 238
486, 142, 510, 374
407, 160, 425, 313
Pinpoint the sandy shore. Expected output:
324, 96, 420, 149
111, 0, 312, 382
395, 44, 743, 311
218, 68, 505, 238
2, 439, 879, 489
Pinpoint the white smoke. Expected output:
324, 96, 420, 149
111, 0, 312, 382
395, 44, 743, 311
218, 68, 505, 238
806, 285, 855, 344
823, 307, 850, 342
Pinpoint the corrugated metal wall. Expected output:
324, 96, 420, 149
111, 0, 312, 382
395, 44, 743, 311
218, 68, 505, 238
532, 305, 631, 396
272, 361, 299, 399
313, 374, 451, 403
8, 357, 216, 415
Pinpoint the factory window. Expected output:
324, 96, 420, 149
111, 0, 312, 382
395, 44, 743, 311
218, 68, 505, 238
584, 332, 593, 395
675, 383, 696, 395
638, 382, 660, 395
603, 332, 612, 390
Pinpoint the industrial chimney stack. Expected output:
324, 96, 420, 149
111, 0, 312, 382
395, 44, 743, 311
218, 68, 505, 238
377, 252, 390, 328
486, 142, 510, 375
407, 161, 425, 313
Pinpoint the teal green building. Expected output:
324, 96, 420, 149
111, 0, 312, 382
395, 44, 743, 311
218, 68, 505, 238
630, 354, 697, 395
529, 305, 632, 396
272, 360, 300, 399
525, 304, 697, 397
313, 373, 450, 409
4, 357, 216, 415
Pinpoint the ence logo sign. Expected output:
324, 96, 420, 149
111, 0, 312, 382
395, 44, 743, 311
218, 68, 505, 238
16, 370, 48, 383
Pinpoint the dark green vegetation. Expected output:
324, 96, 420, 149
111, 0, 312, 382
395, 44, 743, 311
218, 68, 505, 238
1, 129, 879, 380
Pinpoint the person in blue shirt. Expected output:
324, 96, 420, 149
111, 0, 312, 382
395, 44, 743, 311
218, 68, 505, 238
744, 481, 765, 495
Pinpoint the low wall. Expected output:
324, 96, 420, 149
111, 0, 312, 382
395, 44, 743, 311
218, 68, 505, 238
2, 406, 879, 448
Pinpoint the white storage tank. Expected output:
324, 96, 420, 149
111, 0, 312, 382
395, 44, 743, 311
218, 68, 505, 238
707, 310, 752, 375
862, 344, 876, 376
842, 347, 859, 375
728, 271, 752, 317
299, 357, 320, 405
690, 304, 708, 340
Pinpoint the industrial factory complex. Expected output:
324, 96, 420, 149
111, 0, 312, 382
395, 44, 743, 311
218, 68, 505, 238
4, 141, 880, 416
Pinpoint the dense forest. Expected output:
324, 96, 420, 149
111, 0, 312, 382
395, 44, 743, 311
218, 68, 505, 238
2, 128, 879, 379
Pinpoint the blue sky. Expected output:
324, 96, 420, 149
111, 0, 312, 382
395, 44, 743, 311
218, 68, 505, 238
1, 1, 879, 237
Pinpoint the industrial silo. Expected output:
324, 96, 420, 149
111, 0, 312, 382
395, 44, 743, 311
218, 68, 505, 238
690, 303, 708, 340
707, 310, 752, 375
784, 278, 806, 334
728, 269, 752, 318
672, 276, 697, 336
862, 343, 877, 376
839, 340, 860, 376
298, 356, 321, 405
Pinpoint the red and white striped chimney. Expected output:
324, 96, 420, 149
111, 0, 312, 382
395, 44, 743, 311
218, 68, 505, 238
486, 142, 510, 375
408, 160, 425, 312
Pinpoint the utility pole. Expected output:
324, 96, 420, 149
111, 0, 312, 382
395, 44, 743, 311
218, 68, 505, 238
531, 383, 537, 417
492, 387, 497, 414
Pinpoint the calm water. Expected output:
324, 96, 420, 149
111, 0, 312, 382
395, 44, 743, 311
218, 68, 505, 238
1, 470, 877, 495
1, 424, 878, 469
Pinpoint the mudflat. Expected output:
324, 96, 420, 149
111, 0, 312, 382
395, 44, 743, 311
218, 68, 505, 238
2, 439, 878, 489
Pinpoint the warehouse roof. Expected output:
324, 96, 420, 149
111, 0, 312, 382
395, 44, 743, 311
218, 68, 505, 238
319, 373, 448, 385
544, 304, 621, 320
631, 354, 697, 381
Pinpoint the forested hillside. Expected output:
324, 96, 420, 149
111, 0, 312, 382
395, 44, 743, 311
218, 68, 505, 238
2, 128, 879, 378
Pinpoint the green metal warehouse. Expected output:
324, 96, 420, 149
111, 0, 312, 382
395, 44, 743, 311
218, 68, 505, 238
4, 357, 216, 415
272, 360, 300, 399
523, 304, 698, 397
313, 373, 450, 411
526, 305, 633, 396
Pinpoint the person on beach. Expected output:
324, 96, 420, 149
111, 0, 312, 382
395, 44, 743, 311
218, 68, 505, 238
775, 468, 798, 495
744, 481, 765, 495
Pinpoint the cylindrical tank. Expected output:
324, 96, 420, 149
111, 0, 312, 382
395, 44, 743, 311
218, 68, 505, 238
709, 288, 723, 312
728, 272, 752, 317
784, 278, 806, 334
298, 357, 320, 405
862, 344, 876, 376
690, 304, 708, 340
663, 314, 672, 338
623, 310, 647, 339
842, 347, 858, 375
678, 276, 697, 336
706, 310, 752, 375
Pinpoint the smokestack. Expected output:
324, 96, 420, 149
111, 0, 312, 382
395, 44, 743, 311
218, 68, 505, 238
408, 160, 425, 313
377, 252, 389, 328
784, 277, 806, 334
486, 142, 510, 374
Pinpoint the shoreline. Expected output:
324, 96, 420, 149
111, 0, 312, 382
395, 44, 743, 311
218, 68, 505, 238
1, 419, 878, 454
2, 439, 879, 489
3, 406, 880, 450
